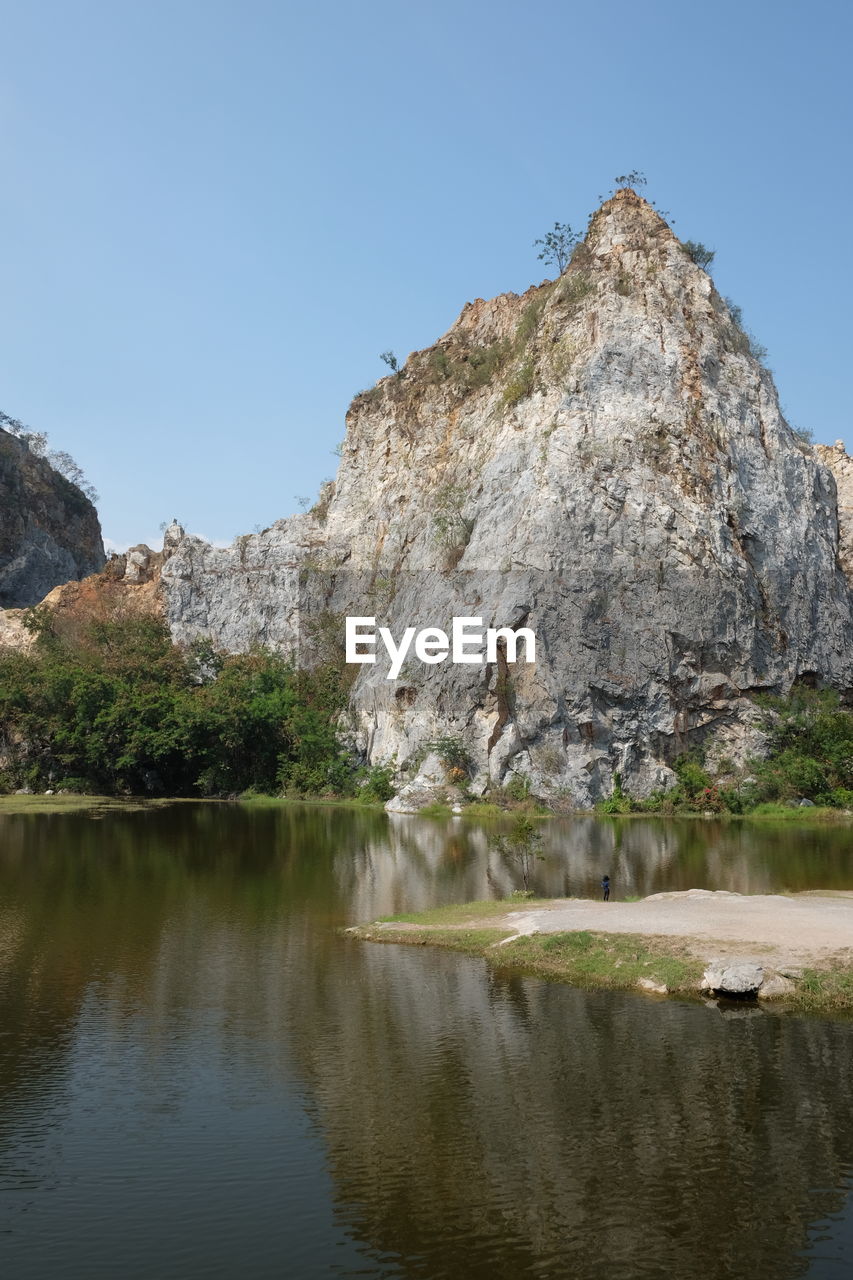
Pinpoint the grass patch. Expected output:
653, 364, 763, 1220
595, 805, 852, 825
378, 897, 551, 926
0, 794, 190, 815
506, 931, 704, 993
417, 802, 454, 818
457, 802, 507, 820
355, 926, 513, 955
790, 968, 853, 1013
740, 803, 852, 823
236, 793, 388, 812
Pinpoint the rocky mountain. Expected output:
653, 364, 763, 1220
153, 188, 853, 805
7, 190, 853, 807
0, 426, 105, 608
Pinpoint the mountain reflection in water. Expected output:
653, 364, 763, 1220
0, 803, 850, 1279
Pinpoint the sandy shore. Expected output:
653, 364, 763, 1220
488, 889, 853, 969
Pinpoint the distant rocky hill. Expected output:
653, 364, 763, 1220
6, 189, 853, 808
0, 426, 105, 608
155, 189, 853, 805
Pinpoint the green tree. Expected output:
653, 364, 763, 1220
533, 222, 579, 275
494, 814, 543, 893
0, 614, 353, 799
613, 170, 647, 189
682, 240, 715, 270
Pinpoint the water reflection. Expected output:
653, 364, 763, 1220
0, 804, 851, 1278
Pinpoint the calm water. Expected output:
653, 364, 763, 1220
0, 804, 851, 1279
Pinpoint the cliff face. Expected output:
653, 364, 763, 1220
0, 428, 105, 608
816, 441, 853, 581
160, 189, 853, 803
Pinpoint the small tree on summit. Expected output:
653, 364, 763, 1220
613, 170, 647, 189
533, 222, 579, 275
379, 350, 399, 373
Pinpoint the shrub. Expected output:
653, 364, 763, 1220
427, 348, 451, 380
721, 297, 769, 367
682, 241, 715, 270
503, 362, 535, 408
747, 689, 853, 805
358, 763, 396, 804
672, 754, 713, 799
557, 271, 594, 310
504, 773, 530, 802
515, 294, 549, 346
427, 736, 472, 779
432, 484, 473, 563
54, 776, 93, 794
465, 340, 510, 389
596, 769, 632, 814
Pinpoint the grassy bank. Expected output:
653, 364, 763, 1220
593, 803, 853, 825
4, 789, 852, 826
0, 794, 193, 815
352, 919, 705, 995
350, 904, 853, 1015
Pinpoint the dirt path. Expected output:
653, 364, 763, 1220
486, 889, 853, 969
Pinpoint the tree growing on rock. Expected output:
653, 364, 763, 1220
0, 408, 99, 503
682, 241, 715, 271
614, 170, 647, 189
533, 222, 579, 275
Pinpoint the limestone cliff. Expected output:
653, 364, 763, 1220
816, 441, 853, 582
0, 427, 105, 608
156, 190, 853, 804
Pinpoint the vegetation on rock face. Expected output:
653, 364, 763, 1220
720, 297, 769, 366
597, 690, 853, 816
0, 611, 389, 800
431, 483, 474, 564
3, 612, 853, 816
682, 240, 715, 270
426, 735, 473, 781
1, 408, 99, 504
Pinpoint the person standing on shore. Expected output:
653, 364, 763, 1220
601, 875, 611, 902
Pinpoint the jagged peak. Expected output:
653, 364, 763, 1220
586, 186, 677, 259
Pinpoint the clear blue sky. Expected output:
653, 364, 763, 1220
1, 0, 850, 549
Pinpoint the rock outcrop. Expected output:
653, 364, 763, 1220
0, 427, 105, 607
701, 962, 765, 998
154, 189, 853, 805
816, 440, 853, 581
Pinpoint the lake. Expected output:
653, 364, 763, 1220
0, 803, 851, 1278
